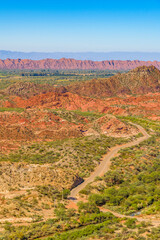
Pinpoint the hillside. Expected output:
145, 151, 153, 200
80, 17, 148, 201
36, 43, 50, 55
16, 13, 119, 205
0, 82, 55, 98
0, 82, 68, 99
0, 109, 138, 152
0, 109, 85, 152
66, 66, 160, 97
0, 58, 160, 70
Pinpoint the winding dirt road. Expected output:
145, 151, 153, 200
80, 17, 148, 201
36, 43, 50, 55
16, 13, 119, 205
68, 123, 160, 225
69, 123, 150, 200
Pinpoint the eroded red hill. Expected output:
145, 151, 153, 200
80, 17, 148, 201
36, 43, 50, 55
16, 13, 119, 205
2, 91, 105, 112
0, 109, 84, 151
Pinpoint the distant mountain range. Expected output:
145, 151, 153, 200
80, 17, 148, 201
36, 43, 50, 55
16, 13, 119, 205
1, 50, 160, 61
0, 58, 160, 70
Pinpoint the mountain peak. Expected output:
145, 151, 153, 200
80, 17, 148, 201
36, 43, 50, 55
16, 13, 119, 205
130, 65, 159, 73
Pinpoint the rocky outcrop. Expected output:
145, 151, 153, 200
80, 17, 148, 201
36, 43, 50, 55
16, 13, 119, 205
0, 58, 160, 70
84, 115, 139, 138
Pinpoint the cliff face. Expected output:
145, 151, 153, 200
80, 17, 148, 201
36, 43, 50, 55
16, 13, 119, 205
0, 58, 160, 70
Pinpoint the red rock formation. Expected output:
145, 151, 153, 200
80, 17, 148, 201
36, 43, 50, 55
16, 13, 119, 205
2, 91, 106, 112
0, 58, 160, 70
0, 109, 84, 151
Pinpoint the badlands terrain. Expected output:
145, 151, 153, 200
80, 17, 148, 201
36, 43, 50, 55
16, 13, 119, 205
0, 64, 159, 239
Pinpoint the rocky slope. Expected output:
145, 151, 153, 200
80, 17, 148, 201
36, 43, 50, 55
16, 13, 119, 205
66, 66, 160, 97
0, 108, 138, 152
2, 91, 101, 110
0, 162, 82, 192
0, 109, 84, 152
0, 58, 160, 70
85, 115, 138, 137
1, 82, 53, 98
0, 82, 67, 99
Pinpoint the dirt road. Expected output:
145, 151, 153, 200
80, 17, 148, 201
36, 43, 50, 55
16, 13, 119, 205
68, 123, 160, 225
69, 123, 150, 200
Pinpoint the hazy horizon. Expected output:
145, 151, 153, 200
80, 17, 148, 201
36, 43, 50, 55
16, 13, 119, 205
1, 50, 160, 61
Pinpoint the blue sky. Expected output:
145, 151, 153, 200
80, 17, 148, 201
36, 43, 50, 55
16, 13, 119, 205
0, 0, 160, 52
